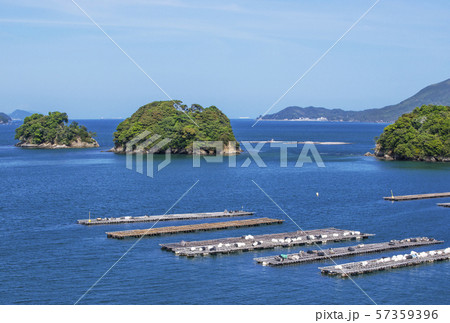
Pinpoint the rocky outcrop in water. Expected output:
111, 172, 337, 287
15, 111, 99, 149
110, 100, 241, 155
372, 105, 450, 162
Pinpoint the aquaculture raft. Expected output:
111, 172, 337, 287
242, 140, 351, 145
106, 218, 283, 239
437, 203, 450, 208
254, 237, 442, 266
319, 248, 450, 277
160, 228, 373, 257
383, 192, 450, 201
78, 210, 254, 225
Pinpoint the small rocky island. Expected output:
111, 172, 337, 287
110, 100, 240, 155
371, 105, 449, 162
15, 112, 99, 148
0, 112, 12, 124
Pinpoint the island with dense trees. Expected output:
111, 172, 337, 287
373, 105, 450, 162
15, 112, 99, 148
110, 100, 240, 154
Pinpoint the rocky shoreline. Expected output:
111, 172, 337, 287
16, 138, 99, 149
109, 141, 241, 155
364, 144, 450, 162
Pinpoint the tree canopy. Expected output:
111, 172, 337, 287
376, 105, 450, 160
15, 112, 97, 145
113, 101, 238, 151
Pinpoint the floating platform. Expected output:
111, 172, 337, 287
384, 192, 450, 201
319, 248, 450, 277
437, 203, 450, 208
242, 140, 351, 145
106, 217, 283, 239
78, 210, 254, 225
254, 237, 442, 266
160, 228, 373, 257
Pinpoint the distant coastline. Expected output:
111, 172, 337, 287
260, 78, 450, 123
258, 117, 328, 122
256, 118, 388, 123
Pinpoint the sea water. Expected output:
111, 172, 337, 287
0, 119, 448, 304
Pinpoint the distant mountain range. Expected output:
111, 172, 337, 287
0, 112, 12, 124
261, 78, 450, 123
0, 109, 34, 124
9, 109, 33, 120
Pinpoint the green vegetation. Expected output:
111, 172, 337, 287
15, 112, 97, 146
375, 105, 450, 160
113, 101, 238, 152
0, 112, 11, 124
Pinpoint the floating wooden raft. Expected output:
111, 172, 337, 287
242, 140, 351, 145
384, 192, 450, 201
106, 217, 283, 239
437, 203, 450, 208
78, 210, 254, 225
254, 237, 442, 266
319, 248, 450, 277
160, 228, 373, 257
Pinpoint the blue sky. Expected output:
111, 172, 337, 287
1, 0, 449, 118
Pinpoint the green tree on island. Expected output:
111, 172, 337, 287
375, 105, 450, 161
112, 100, 239, 153
15, 112, 98, 147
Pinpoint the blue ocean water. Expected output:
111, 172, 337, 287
0, 119, 449, 305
